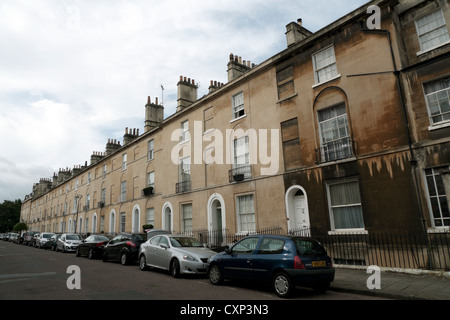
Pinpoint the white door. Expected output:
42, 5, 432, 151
294, 195, 310, 231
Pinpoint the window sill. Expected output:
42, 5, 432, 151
277, 93, 298, 104
328, 229, 368, 235
417, 40, 450, 56
428, 121, 450, 131
230, 114, 247, 124
312, 74, 341, 89
427, 227, 450, 234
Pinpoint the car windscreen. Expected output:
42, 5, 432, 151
170, 237, 203, 248
43, 234, 54, 238
293, 238, 327, 256
66, 235, 81, 240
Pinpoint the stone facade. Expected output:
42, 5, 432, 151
21, 0, 450, 243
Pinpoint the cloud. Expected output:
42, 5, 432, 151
0, 0, 369, 202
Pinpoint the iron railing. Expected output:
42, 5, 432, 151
178, 226, 284, 252
228, 165, 252, 183
289, 228, 450, 271
316, 137, 354, 164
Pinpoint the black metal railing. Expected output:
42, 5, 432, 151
316, 137, 354, 164
289, 228, 450, 271
178, 226, 284, 252
176, 180, 191, 193
229, 165, 252, 183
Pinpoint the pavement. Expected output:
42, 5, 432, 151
330, 266, 450, 300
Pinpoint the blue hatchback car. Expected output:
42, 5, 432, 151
208, 234, 335, 298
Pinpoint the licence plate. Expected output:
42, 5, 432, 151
312, 261, 326, 267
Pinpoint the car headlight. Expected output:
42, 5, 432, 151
183, 255, 198, 262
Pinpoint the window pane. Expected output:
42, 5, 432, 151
329, 181, 361, 206
333, 206, 365, 229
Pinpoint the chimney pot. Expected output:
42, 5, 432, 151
155, 97, 158, 105
147, 96, 151, 104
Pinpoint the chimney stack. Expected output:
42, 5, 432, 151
177, 75, 198, 112
145, 96, 164, 133
227, 53, 255, 82
123, 127, 140, 145
285, 18, 313, 47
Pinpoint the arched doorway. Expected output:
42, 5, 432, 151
109, 210, 116, 234
132, 205, 140, 233
207, 193, 226, 246
285, 186, 310, 235
162, 202, 173, 232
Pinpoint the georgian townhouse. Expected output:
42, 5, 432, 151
21, 0, 450, 249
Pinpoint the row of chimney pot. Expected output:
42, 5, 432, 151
229, 53, 255, 68
179, 75, 196, 86
125, 127, 139, 136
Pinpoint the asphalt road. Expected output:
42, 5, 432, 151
0, 240, 384, 302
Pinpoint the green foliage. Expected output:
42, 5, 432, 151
13, 222, 28, 233
0, 199, 22, 233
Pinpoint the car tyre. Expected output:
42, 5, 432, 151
171, 259, 180, 278
209, 264, 223, 285
120, 252, 128, 265
76, 247, 80, 257
273, 272, 294, 298
102, 251, 108, 262
139, 254, 148, 271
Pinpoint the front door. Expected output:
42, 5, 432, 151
294, 194, 310, 232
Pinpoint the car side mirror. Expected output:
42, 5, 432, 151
160, 243, 169, 249
224, 246, 231, 254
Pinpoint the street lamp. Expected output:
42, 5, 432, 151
74, 194, 82, 234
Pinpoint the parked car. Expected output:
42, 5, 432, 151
43, 234, 61, 251
145, 229, 171, 240
23, 231, 39, 246
9, 233, 19, 243
30, 233, 40, 247
207, 235, 335, 298
102, 233, 146, 265
36, 232, 55, 249
139, 234, 217, 278
76, 234, 112, 259
57, 233, 83, 253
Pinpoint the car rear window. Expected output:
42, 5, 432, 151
293, 238, 327, 256
258, 238, 285, 254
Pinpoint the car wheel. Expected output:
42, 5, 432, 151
209, 264, 223, 285
273, 272, 293, 298
120, 252, 128, 265
76, 247, 80, 257
88, 249, 94, 259
102, 251, 108, 262
170, 259, 180, 278
139, 254, 148, 271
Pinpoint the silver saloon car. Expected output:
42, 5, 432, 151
138, 235, 217, 278
57, 233, 82, 253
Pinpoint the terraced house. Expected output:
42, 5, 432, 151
21, 0, 450, 260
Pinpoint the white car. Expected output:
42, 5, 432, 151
139, 235, 217, 278
36, 232, 55, 249
57, 233, 82, 253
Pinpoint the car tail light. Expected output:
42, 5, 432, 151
294, 256, 306, 269
96, 242, 106, 247
127, 241, 136, 247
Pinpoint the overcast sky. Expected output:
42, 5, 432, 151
0, 0, 370, 203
